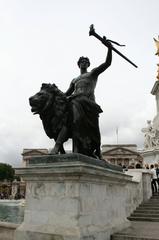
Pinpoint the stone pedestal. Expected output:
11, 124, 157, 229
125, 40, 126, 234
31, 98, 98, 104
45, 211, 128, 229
14, 154, 131, 240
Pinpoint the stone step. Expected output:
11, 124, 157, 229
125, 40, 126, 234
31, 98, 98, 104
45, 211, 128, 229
139, 203, 159, 208
143, 202, 159, 205
130, 213, 159, 218
139, 206, 159, 209
111, 222, 159, 240
151, 193, 159, 196
137, 205, 159, 209
112, 197, 159, 239
150, 199, 159, 201
144, 199, 159, 203
140, 203, 159, 206
134, 209, 159, 214
111, 233, 159, 240
128, 216, 159, 222
136, 207, 159, 211
151, 196, 159, 199
134, 205, 159, 211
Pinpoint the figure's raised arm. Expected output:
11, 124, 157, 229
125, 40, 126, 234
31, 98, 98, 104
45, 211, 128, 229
89, 24, 138, 68
91, 42, 112, 76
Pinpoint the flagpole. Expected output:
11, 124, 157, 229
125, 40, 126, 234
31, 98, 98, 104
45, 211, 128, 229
116, 127, 119, 144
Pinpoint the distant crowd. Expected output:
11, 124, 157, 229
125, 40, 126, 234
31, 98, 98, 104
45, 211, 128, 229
0, 192, 25, 200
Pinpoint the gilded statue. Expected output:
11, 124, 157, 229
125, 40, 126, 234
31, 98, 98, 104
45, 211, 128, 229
154, 36, 159, 80
154, 36, 159, 56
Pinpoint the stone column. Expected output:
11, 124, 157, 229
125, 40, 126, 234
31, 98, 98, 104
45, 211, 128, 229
14, 154, 131, 240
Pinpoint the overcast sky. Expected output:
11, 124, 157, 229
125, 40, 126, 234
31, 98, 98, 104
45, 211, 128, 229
0, 0, 159, 166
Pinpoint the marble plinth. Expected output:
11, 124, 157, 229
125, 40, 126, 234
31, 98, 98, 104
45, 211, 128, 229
14, 154, 132, 240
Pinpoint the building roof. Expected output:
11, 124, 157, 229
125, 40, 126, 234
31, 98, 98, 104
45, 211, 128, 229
22, 148, 48, 156
102, 146, 141, 157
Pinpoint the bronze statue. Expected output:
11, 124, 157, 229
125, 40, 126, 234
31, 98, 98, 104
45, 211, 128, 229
29, 25, 137, 159
29, 39, 112, 158
29, 83, 68, 154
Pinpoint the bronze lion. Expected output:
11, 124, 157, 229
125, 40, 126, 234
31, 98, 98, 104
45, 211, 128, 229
29, 83, 101, 158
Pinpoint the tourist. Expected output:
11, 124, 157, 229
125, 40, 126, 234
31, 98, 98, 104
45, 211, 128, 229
122, 165, 127, 171
155, 163, 159, 191
145, 164, 149, 169
150, 164, 158, 195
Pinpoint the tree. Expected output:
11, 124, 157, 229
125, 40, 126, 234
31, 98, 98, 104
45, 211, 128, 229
0, 163, 15, 181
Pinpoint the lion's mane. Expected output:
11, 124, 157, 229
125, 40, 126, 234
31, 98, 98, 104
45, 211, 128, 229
29, 83, 69, 142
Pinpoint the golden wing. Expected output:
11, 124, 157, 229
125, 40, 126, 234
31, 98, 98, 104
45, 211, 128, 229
154, 36, 159, 56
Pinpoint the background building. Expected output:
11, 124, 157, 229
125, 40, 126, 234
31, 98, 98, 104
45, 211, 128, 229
102, 144, 143, 168
22, 148, 48, 167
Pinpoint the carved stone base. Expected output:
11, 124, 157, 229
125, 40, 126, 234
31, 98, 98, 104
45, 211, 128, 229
14, 154, 131, 240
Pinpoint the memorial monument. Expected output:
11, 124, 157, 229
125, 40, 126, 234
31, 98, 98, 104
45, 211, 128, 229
15, 25, 137, 240
141, 36, 159, 165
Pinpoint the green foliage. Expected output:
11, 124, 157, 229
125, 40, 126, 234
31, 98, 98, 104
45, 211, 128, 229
0, 163, 15, 181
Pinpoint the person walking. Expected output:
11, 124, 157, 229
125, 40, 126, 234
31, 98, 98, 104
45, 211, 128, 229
150, 164, 158, 195
155, 163, 159, 192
